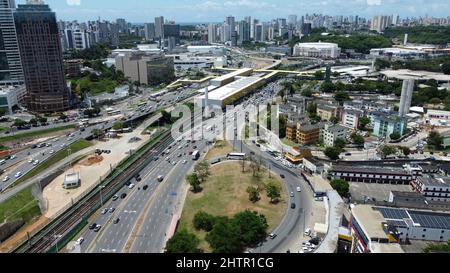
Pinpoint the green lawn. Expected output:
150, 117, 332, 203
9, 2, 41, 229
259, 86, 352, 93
179, 161, 287, 252
0, 186, 41, 223
0, 125, 77, 144
11, 139, 93, 187
71, 76, 119, 95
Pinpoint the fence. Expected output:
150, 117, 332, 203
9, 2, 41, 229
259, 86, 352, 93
13, 130, 171, 253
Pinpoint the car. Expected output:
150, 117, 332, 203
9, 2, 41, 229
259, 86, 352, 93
33, 160, 39, 165
112, 195, 119, 201
93, 225, 101, 232
290, 192, 294, 197
113, 218, 120, 224
135, 176, 142, 182
304, 228, 311, 236
128, 183, 135, 189
101, 208, 108, 214
178, 153, 182, 157
291, 203, 296, 209
109, 207, 115, 213
14, 172, 22, 178
157, 175, 164, 182
269, 233, 277, 239
3, 176, 9, 182
280, 174, 285, 179
88, 223, 97, 230
143, 185, 148, 190
120, 193, 127, 199
345, 153, 352, 156
49, 150, 54, 154
10, 155, 16, 160
171, 161, 177, 165
125, 181, 131, 186
182, 160, 187, 164
75, 237, 84, 245
28, 159, 33, 163
296, 187, 301, 192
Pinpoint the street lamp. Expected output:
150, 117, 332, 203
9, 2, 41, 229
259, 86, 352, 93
99, 185, 106, 206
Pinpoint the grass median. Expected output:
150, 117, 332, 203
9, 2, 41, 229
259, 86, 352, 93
11, 139, 93, 187
0, 125, 77, 145
0, 186, 41, 223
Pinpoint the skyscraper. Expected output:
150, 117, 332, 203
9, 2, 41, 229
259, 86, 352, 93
208, 23, 217, 44
155, 16, 164, 39
14, 0, 70, 112
238, 20, 250, 44
0, 0, 24, 85
399, 79, 414, 117
288, 15, 297, 28
144, 23, 155, 40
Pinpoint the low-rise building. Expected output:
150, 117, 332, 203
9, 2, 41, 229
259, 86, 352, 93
293, 42, 341, 58
340, 109, 364, 130
371, 113, 407, 138
303, 156, 324, 175
330, 164, 413, 184
321, 123, 348, 147
63, 172, 80, 189
411, 176, 450, 202
0, 85, 26, 114
296, 123, 323, 145
317, 104, 339, 121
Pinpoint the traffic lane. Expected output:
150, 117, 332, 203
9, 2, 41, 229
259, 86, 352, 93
132, 142, 207, 253
88, 140, 193, 252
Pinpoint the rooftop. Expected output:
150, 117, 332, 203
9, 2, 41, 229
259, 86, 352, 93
332, 164, 409, 176
417, 176, 450, 187
352, 204, 388, 239
375, 206, 450, 230
381, 69, 450, 82
198, 76, 263, 101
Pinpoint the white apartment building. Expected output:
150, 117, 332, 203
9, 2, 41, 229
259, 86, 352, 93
321, 123, 348, 147
341, 109, 363, 130
411, 176, 450, 202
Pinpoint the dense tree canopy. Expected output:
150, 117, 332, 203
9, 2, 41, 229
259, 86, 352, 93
166, 229, 201, 253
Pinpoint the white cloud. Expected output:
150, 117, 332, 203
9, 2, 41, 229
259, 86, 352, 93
367, 0, 381, 5
66, 0, 81, 6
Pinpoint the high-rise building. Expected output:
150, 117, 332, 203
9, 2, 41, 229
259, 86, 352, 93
371, 15, 390, 33
154, 16, 164, 39
144, 23, 155, 40
0, 0, 24, 85
399, 79, 414, 117
14, 0, 70, 112
255, 23, 265, 42
116, 18, 127, 33
163, 23, 180, 44
208, 23, 217, 44
288, 15, 297, 28
238, 20, 250, 44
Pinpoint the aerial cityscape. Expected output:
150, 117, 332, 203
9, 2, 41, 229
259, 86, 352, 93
0, 0, 450, 261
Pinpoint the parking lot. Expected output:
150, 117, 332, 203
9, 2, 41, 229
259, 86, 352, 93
349, 182, 413, 202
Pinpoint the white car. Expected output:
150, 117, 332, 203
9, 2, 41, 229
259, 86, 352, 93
10, 155, 16, 160
296, 187, 301, 192
128, 183, 135, 189
33, 160, 39, 165
75, 237, 84, 245
28, 159, 33, 164
182, 160, 187, 164
14, 172, 22, 178
49, 150, 54, 154
3, 176, 9, 182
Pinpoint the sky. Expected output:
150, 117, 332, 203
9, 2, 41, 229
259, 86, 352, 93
18, 0, 450, 23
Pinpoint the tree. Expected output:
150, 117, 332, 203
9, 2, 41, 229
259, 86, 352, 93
399, 146, 411, 157
301, 88, 313, 97
334, 91, 350, 105
38, 116, 48, 124
91, 128, 104, 139
443, 62, 450, 75
194, 161, 210, 183
206, 218, 242, 253
380, 145, 397, 159
390, 132, 401, 141
59, 113, 68, 121
231, 210, 268, 247
112, 121, 123, 130
330, 116, 339, 124
165, 229, 201, 253
325, 147, 342, 160
320, 81, 335, 92
265, 182, 281, 203
13, 119, 27, 127
351, 133, 365, 146
428, 130, 443, 150
358, 116, 371, 131
246, 186, 261, 203
193, 211, 216, 232
334, 138, 347, 150
330, 179, 350, 197
187, 172, 202, 193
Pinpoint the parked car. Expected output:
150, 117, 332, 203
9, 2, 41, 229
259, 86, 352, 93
101, 208, 108, 214
88, 223, 97, 230
296, 187, 301, 192
112, 195, 119, 201
93, 225, 101, 232
128, 183, 135, 189
120, 193, 127, 199
75, 237, 84, 245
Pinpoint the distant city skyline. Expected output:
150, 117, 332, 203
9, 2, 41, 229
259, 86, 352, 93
17, 0, 450, 23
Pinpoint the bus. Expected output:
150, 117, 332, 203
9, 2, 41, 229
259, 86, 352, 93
79, 118, 89, 126
192, 150, 200, 160
107, 109, 121, 116
227, 153, 246, 160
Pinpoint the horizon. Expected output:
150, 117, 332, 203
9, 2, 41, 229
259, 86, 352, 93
16, 0, 450, 23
